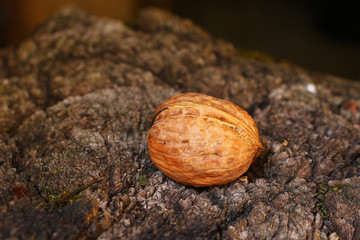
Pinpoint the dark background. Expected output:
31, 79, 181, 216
0, 0, 359, 80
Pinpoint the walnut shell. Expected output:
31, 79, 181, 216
148, 92, 263, 187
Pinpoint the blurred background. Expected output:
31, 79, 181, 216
0, 0, 359, 80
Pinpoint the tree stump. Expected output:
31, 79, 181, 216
0, 6, 359, 240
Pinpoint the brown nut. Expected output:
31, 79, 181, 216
147, 92, 263, 187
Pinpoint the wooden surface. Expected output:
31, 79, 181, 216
0, 6, 359, 239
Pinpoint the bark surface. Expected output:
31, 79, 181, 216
0, 6, 359, 240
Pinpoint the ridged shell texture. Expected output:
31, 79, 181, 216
148, 92, 263, 187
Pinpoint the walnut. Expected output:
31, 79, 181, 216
148, 93, 263, 187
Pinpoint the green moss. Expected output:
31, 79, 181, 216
45, 186, 83, 209
139, 175, 147, 187
315, 183, 350, 219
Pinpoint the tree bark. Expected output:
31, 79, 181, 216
0, 6, 359, 240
